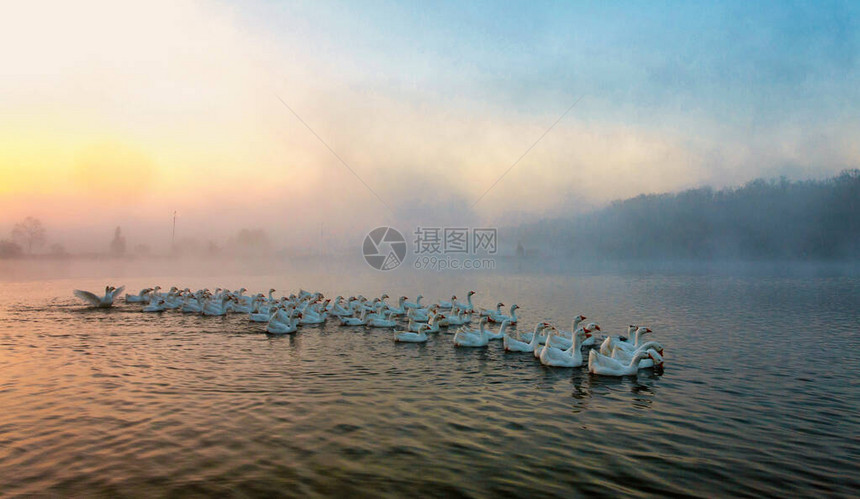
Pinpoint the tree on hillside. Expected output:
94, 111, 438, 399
11, 217, 46, 254
513, 169, 860, 261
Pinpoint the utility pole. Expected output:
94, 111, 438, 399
172, 211, 177, 251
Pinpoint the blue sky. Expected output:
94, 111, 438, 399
237, 0, 859, 127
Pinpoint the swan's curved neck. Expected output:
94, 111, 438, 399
635, 341, 661, 353
573, 331, 587, 350
530, 333, 540, 348
634, 330, 650, 347
629, 351, 648, 367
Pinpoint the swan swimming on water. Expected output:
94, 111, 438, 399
504, 322, 548, 352
267, 309, 300, 334
539, 328, 592, 367
453, 317, 490, 347
600, 327, 652, 356
394, 324, 431, 343
125, 288, 152, 303
588, 348, 661, 376
114, 283, 670, 379
488, 304, 519, 324
74, 285, 124, 308
454, 291, 477, 312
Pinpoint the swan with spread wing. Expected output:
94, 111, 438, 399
73, 285, 124, 308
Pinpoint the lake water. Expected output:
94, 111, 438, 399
0, 258, 857, 497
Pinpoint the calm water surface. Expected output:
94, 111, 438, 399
0, 260, 858, 497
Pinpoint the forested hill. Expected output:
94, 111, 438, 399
514, 170, 860, 260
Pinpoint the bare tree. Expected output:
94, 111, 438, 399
110, 226, 127, 256
12, 217, 46, 254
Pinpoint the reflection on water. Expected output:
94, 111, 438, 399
0, 261, 857, 497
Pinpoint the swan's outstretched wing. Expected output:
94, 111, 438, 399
110, 286, 125, 301
74, 290, 102, 306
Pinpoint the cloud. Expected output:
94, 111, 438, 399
1, 0, 857, 253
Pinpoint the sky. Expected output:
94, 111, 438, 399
0, 0, 858, 252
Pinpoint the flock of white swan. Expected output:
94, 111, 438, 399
74, 286, 666, 377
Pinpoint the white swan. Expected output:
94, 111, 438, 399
386, 296, 408, 315
480, 302, 504, 317
250, 310, 275, 323
125, 288, 152, 303
539, 328, 592, 367
437, 295, 457, 309
145, 286, 163, 304
485, 318, 511, 340
367, 310, 397, 328
394, 324, 431, 343
588, 348, 659, 376
299, 308, 327, 325
454, 291, 476, 312
517, 321, 549, 343
440, 307, 469, 327
328, 297, 353, 317
202, 295, 231, 316
488, 304, 518, 324
232, 295, 258, 314
504, 322, 548, 352
453, 317, 489, 347
406, 318, 429, 332
74, 285, 124, 308
611, 341, 665, 368
180, 293, 203, 314
550, 322, 601, 350
161, 289, 184, 310
421, 317, 440, 333
533, 325, 558, 358
415, 312, 442, 333
554, 315, 587, 340
599, 327, 652, 355
142, 297, 166, 313
403, 295, 424, 310
340, 308, 368, 326
267, 310, 300, 334
406, 307, 430, 323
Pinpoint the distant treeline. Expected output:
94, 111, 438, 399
514, 170, 860, 260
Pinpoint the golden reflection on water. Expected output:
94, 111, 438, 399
0, 263, 857, 496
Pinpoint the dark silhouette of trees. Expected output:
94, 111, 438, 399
515, 170, 860, 261
110, 226, 127, 256
0, 240, 22, 258
227, 228, 272, 255
11, 217, 46, 254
